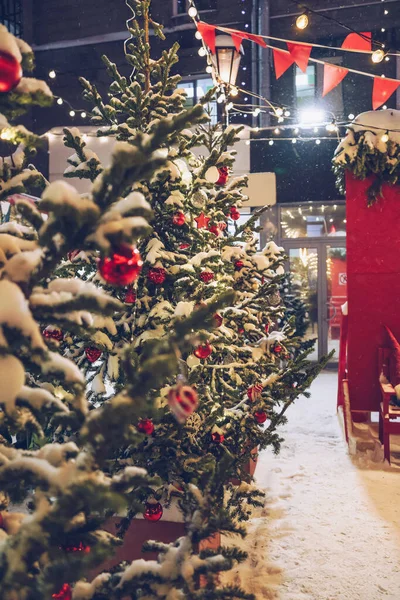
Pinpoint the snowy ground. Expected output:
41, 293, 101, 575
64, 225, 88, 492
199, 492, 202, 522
223, 372, 400, 600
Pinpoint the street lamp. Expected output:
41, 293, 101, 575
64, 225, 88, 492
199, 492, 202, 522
210, 35, 244, 127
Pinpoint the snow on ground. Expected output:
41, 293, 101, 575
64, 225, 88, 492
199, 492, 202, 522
223, 371, 400, 600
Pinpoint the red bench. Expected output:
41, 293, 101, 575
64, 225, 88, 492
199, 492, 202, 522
378, 347, 400, 463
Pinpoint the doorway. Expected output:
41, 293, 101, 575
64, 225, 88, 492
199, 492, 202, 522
283, 242, 347, 364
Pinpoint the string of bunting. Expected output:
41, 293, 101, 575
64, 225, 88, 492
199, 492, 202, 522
196, 22, 400, 111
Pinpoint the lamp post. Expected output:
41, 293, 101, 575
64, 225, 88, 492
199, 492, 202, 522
210, 35, 244, 127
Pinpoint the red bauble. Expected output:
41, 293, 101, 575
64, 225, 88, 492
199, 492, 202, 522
52, 584, 72, 600
208, 225, 221, 237
214, 313, 223, 327
230, 206, 240, 221
148, 267, 166, 285
172, 212, 186, 226
211, 431, 225, 444
43, 327, 63, 342
143, 501, 163, 522
216, 166, 229, 186
124, 287, 136, 304
200, 271, 214, 283
274, 344, 283, 354
247, 384, 263, 402
99, 245, 143, 287
254, 410, 268, 424
67, 249, 80, 262
179, 243, 190, 250
194, 341, 213, 359
168, 383, 198, 423
238, 327, 244, 334
234, 260, 244, 270
0, 51, 22, 93
137, 418, 154, 435
85, 347, 102, 363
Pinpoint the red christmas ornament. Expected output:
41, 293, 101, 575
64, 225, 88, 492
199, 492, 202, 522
143, 501, 163, 522
230, 206, 240, 221
99, 245, 143, 287
208, 224, 221, 237
124, 287, 136, 304
168, 383, 199, 423
52, 584, 72, 600
179, 242, 190, 250
274, 344, 283, 354
264, 323, 270, 334
137, 418, 155, 435
216, 166, 229, 186
238, 327, 245, 334
211, 431, 225, 444
85, 347, 102, 363
43, 327, 63, 342
0, 51, 22, 93
200, 270, 214, 283
254, 410, 268, 424
195, 212, 211, 229
172, 211, 186, 226
213, 313, 223, 327
67, 249, 80, 262
234, 260, 244, 271
194, 341, 213, 359
247, 384, 263, 402
148, 267, 166, 285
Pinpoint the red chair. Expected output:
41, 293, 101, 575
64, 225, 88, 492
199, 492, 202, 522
378, 347, 400, 463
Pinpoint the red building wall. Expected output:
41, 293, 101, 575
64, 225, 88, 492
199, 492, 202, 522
346, 173, 400, 413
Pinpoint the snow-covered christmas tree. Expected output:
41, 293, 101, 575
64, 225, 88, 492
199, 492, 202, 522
0, 3, 327, 598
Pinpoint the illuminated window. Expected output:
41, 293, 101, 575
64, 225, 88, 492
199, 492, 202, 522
178, 77, 217, 124
295, 65, 316, 108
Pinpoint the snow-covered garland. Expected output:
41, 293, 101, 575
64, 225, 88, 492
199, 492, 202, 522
333, 109, 400, 205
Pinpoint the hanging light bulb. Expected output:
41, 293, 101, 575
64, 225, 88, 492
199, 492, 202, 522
381, 131, 389, 143
294, 127, 300, 134
326, 121, 337, 132
81, 112, 87, 119
284, 110, 291, 117
69, 110, 75, 117
198, 47, 207, 57
348, 113, 355, 120
188, 6, 198, 17
57, 98, 63, 105
296, 13, 309, 30
315, 139, 321, 145
278, 116, 284, 123
276, 107, 284, 117
253, 108, 261, 116
274, 128, 280, 134
269, 140, 274, 146
371, 48, 385, 63
226, 101, 234, 110
195, 31, 202, 40
230, 86, 239, 97
49, 70, 56, 79
217, 93, 226, 104
292, 138, 297, 144
206, 65, 213, 74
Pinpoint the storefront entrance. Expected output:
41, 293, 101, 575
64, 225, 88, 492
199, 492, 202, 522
277, 203, 346, 365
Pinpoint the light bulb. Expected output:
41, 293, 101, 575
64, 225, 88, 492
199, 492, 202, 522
371, 48, 385, 63
384, 9, 389, 14
81, 111, 87, 118
381, 132, 389, 143
57, 98, 63, 105
276, 107, 284, 117
326, 123, 336, 132
206, 65, 213, 74
49, 70, 56, 79
278, 116, 284, 123
217, 94, 226, 104
381, 28, 385, 32
253, 108, 261, 116
385, 56, 390, 62
382, 104, 388, 110
195, 31, 202, 40
274, 128, 280, 134
284, 110, 291, 117
348, 113, 355, 120
269, 140, 274, 146
188, 6, 198, 17
294, 127, 299, 134
230, 86, 239, 97
292, 138, 297, 144
198, 47, 207, 57
296, 13, 309, 29
315, 139, 321, 145
226, 102, 234, 110
69, 110, 75, 117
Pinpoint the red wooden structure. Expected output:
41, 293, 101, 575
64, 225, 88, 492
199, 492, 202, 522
346, 173, 400, 417
378, 347, 400, 463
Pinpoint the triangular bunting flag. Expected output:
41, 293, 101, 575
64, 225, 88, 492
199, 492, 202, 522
273, 48, 295, 79
323, 63, 349, 97
287, 43, 312, 73
230, 32, 246, 52
197, 22, 216, 54
372, 77, 400, 110
341, 32, 371, 52
245, 33, 267, 48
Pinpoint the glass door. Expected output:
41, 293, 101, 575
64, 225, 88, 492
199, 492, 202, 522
284, 242, 347, 365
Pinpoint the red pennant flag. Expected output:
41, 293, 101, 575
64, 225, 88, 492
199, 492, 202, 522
341, 32, 371, 52
245, 33, 267, 48
372, 77, 400, 110
273, 48, 295, 79
287, 43, 312, 73
323, 63, 349, 97
230, 32, 246, 52
197, 22, 216, 54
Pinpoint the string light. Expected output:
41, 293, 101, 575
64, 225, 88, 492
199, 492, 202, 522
381, 131, 389, 142
253, 108, 261, 116
81, 112, 87, 119
315, 139, 321, 145
292, 138, 297, 144
371, 49, 385, 63
230, 86, 239, 97
274, 128, 280, 134
56, 98, 63, 105
198, 47, 207, 57
206, 65, 213, 74
276, 107, 284, 117
49, 70, 56, 79
69, 110, 75, 117
195, 31, 202, 40
296, 13, 309, 30
188, 6, 197, 17
269, 140, 274, 145
294, 127, 299, 134
348, 113, 355, 120
284, 110, 291, 117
